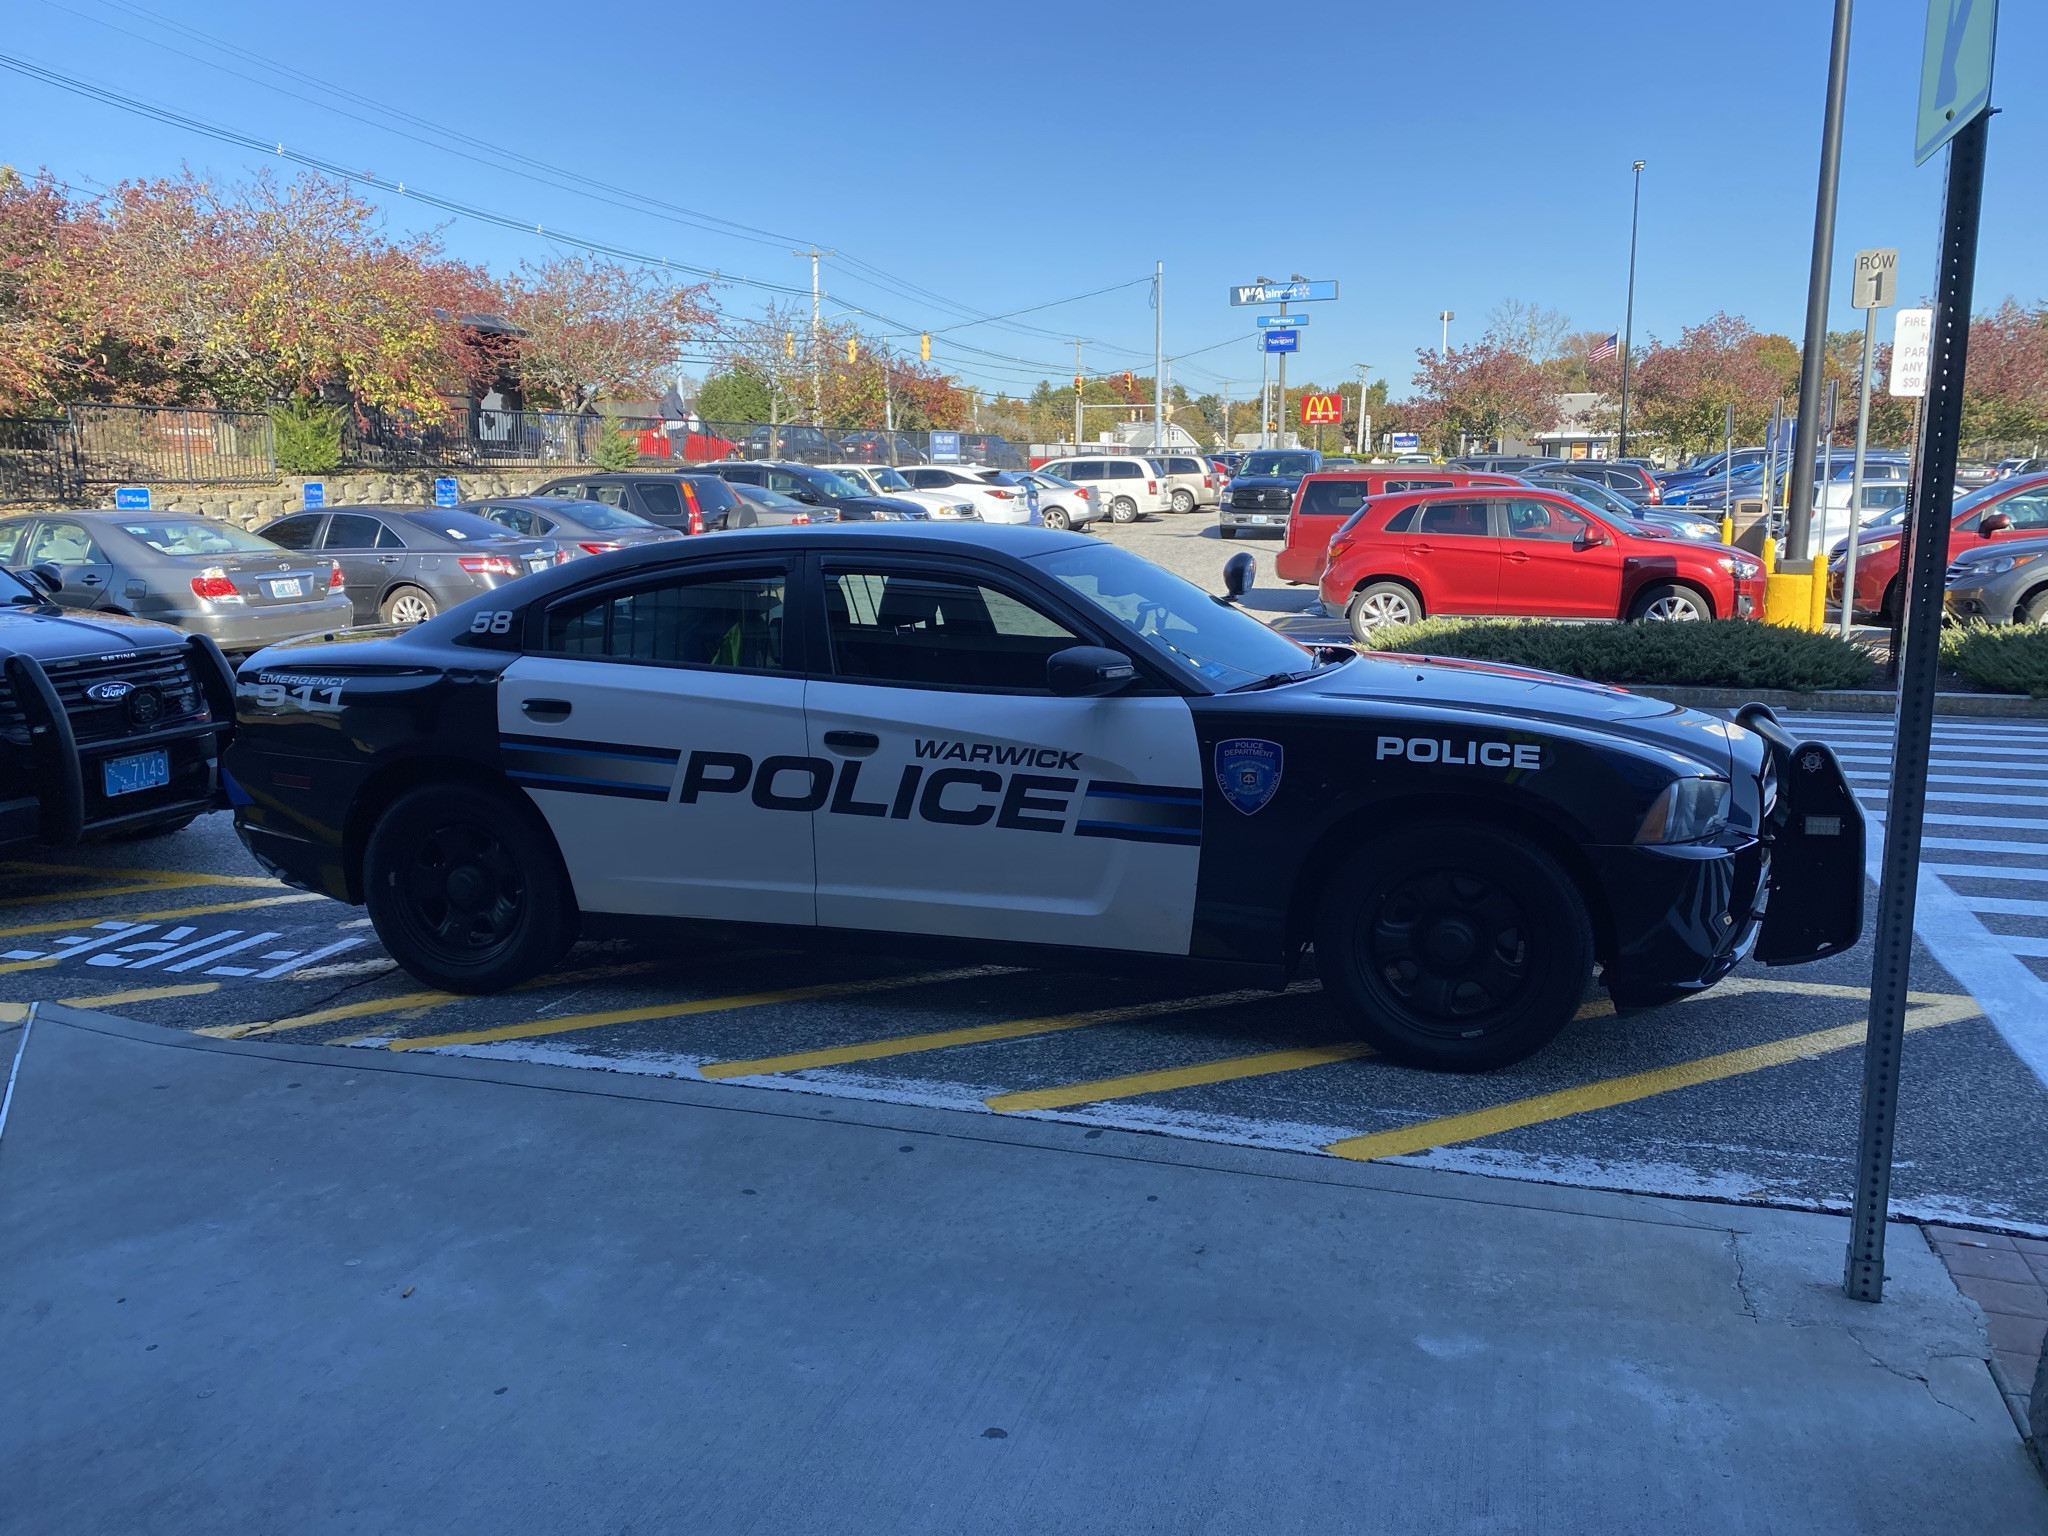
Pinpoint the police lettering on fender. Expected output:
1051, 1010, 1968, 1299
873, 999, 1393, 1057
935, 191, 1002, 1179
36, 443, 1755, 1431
223, 523, 1865, 1072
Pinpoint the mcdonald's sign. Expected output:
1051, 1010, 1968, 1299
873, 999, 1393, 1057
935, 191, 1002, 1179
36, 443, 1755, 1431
1300, 392, 1343, 425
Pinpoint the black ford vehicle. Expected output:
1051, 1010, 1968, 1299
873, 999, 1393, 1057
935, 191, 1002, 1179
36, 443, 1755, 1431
1220, 449, 1323, 537
223, 527, 1862, 1072
2, 563, 234, 851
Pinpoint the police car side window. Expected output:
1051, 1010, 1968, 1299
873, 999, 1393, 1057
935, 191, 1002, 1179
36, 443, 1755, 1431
824, 567, 1079, 692
543, 570, 786, 671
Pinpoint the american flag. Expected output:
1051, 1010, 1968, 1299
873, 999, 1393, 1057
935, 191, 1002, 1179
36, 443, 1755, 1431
1589, 333, 1619, 361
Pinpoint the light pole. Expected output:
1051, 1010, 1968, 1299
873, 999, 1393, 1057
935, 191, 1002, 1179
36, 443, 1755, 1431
1786, 0, 1855, 575
1438, 310, 1454, 357
1355, 363, 1373, 454
1618, 159, 1645, 460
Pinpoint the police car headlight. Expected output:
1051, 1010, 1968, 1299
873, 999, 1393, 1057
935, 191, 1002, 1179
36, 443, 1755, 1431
1636, 776, 1731, 845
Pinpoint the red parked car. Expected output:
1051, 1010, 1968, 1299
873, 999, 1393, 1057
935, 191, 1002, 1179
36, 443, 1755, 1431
1318, 486, 1766, 639
1828, 473, 2048, 622
1276, 468, 1520, 585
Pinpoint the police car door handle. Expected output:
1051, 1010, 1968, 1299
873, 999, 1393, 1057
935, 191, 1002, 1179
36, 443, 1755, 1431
823, 730, 879, 756
521, 698, 572, 722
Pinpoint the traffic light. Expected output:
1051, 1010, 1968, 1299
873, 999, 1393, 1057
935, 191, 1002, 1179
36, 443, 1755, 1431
846, 338, 858, 364
1123, 371, 1134, 392
920, 333, 931, 362
1073, 374, 1083, 396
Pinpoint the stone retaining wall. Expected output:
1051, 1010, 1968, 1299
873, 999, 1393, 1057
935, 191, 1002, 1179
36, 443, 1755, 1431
4, 469, 569, 529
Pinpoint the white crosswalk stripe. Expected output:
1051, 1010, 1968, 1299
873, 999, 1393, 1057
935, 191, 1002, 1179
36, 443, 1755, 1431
1779, 713, 2048, 1086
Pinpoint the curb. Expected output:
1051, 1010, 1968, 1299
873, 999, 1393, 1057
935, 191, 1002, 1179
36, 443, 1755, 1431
1624, 685, 2048, 719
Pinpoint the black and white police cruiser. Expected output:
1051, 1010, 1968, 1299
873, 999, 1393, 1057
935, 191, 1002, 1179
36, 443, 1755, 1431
224, 525, 1864, 1071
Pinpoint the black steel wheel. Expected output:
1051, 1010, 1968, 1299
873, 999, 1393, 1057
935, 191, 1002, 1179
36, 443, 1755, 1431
364, 781, 578, 992
1315, 824, 1593, 1071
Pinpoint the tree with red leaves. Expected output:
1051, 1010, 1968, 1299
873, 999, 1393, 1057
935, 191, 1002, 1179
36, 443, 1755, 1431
1409, 338, 1559, 454
506, 256, 713, 415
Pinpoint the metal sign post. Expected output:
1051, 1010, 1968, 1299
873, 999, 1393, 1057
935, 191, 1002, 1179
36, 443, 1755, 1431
1844, 108, 1992, 1306
1838, 248, 1898, 636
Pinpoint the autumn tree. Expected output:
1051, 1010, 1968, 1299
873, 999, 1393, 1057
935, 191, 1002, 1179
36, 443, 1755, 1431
1619, 314, 1800, 458
507, 256, 712, 415
1409, 338, 1559, 454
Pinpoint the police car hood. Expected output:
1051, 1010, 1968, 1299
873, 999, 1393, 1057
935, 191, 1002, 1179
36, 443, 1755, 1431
1293, 649, 1737, 775
0, 603, 187, 660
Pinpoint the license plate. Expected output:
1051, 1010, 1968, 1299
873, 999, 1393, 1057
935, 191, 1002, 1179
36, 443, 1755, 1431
527, 557, 551, 572
1250, 515, 1273, 524
267, 577, 304, 599
103, 749, 170, 798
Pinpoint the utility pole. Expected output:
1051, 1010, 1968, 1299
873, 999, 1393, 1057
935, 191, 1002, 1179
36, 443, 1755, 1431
794, 246, 833, 427
1439, 310, 1453, 357
1073, 339, 1084, 452
1786, 0, 1855, 573
1619, 159, 1646, 459
1153, 260, 1165, 450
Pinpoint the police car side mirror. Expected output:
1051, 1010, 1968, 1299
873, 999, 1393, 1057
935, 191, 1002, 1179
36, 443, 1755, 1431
1047, 645, 1137, 697
1980, 511, 2011, 536
28, 561, 63, 595
1222, 551, 1255, 601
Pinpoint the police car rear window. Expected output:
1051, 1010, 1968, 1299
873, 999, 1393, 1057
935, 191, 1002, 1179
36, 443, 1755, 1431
545, 573, 785, 670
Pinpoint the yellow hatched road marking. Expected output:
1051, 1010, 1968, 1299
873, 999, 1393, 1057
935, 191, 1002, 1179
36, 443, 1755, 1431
0, 891, 326, 946
59, 982, 221, 1009
0, 860, 279, 889
0, 879, 244, 909
701, 981, 1320, 1080
390, 965, 1015, 1052
1324, 990, 1981, 1163
989, 1041, 1374, 1114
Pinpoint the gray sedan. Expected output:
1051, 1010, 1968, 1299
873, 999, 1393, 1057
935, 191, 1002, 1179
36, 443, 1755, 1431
257, 505, 558, 627
1945, 534, 2048, 625
462, 496, 682, 557
0, 509, 353, 656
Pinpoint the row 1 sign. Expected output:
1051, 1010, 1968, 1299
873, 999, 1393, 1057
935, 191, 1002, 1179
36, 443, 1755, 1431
1230, 280, 1338, 306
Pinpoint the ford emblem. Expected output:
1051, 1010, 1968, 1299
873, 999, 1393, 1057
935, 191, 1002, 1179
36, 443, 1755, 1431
86, 680, 134, 702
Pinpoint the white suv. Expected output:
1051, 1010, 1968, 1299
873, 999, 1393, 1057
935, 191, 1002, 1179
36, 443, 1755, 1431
1033, 456, 1171, 524
819, 463, 979, 520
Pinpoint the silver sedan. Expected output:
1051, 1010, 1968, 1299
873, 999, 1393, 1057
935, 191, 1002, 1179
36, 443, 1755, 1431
0, 510, 353, 657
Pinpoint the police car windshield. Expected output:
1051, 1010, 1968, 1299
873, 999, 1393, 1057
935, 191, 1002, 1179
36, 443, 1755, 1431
1031, 543, 1321, 690
1240, 452, 1317, 477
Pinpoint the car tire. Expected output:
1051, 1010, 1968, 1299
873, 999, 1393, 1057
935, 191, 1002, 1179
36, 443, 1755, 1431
1171, 489, 1196, 514
1110, 496, 1138, 524
1345, 581, 1421, 640
364, 780, 579, 994
1315, 823, 1595, 1072
380, 586, 438, 626
2019, 587, 2048, 626
1629, 582, 1711, 622
1879, 577, 1902, 626
1042, 507, 1071, 531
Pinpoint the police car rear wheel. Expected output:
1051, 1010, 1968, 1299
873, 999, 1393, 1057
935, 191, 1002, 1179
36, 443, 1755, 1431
1315, 825, 1593, 1071
1346, 582, 1421, 640
364, 782, 578, 993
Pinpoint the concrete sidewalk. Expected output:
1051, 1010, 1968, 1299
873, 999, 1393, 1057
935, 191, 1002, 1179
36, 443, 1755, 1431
1, 1004, 2042, 1536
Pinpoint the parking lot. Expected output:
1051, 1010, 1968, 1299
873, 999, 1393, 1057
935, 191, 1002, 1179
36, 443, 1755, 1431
8, 704, 2047, 1233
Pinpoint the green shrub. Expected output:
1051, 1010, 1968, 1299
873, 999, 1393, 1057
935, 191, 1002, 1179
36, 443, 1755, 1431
1941, 623, 2048, 697
1359, 617, 1879, 692
271, 398, 343, 474
591, 412, 641, 470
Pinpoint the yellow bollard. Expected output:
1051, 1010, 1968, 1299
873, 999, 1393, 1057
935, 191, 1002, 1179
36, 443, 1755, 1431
1807, 553, 1829, 632
1720, 513, 1734, 546
1761, 535, 1777, 575
1765, 571, 1813, 628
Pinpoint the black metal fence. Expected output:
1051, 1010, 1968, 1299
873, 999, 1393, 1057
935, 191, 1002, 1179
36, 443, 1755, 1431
687, 421, 1027, 469
64, 403, 275, 485
0, 418, 83, 502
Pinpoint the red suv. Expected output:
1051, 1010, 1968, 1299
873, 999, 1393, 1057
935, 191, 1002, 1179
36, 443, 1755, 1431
1275, 468, 1519, 585
1318, 487, 1766, 639
1828, 474, 2048, 622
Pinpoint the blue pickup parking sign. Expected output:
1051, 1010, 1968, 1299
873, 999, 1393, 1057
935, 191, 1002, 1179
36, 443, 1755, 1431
930, 431, 960, 463
433, 477, 459, 507
113, 486, 150, 510
303, 482, 325, 508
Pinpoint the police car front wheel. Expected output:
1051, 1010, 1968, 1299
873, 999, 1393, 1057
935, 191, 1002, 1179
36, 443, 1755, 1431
1315, 824, 1594, 1072
363, 781, 579, 993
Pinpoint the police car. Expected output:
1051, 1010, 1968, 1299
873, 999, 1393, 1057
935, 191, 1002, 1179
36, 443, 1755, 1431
223, 525, 1863, 1072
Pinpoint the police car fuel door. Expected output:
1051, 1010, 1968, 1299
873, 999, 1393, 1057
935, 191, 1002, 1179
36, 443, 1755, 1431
497, 562, 815, 925
808, 563, 1202, 953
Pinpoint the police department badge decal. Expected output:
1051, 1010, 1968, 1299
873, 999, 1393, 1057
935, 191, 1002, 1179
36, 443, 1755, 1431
1215, 738, 1283, 815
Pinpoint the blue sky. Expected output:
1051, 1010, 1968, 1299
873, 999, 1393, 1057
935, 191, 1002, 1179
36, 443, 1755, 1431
3, 0, 2041, 404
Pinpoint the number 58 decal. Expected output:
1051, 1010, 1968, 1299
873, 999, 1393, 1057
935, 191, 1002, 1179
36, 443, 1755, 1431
470, 611, 515, 634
